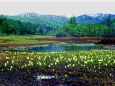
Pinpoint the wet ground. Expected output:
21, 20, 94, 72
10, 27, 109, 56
0, 37, 115, 86
0, 67, 114, 86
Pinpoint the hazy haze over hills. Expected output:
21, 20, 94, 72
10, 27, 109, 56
15, 12, 115, 25
0, 1, 115, 17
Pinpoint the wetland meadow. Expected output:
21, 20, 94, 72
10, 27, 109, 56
0, 1, 115, 85
0, 35, 115, 86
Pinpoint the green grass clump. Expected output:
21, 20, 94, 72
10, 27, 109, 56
0, 50, 115, 84
0, 51, 115, 71
0, 35, 57, 47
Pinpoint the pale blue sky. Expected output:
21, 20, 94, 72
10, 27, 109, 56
0, 1, 115, 17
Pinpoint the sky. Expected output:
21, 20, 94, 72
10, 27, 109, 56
0, 0, 115, 17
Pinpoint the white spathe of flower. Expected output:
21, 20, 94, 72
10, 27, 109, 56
39, 62, 41, 65
27, 57, 29, 60
6, 57, 10, 59
12, 60, 14, 63
5, 63, 7, 66
84, 61, 87, 64
67, 64, 71, 68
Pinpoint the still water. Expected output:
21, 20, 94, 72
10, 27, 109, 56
24, 44, 104, 52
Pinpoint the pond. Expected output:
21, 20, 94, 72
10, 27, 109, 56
21, 44, 105, 52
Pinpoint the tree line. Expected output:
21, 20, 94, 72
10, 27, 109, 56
0, 15, 115, 37
56, 16, 115, 37
0, 16, 46, 35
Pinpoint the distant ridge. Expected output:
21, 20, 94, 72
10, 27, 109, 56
6, 12, 115, 27
77, 13, 115, 25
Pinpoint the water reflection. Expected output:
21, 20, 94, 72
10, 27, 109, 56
26, 44, 103, 52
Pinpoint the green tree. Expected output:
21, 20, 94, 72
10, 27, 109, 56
37, 25, 45, 35
64, 24, 76, 36
69, 16, 77, 25
1, 18, 9, 34
105, 15, 113, 36
106, 15, 112, 28
55, 29, 66, 37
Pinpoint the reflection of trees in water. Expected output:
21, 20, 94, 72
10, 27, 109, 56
31, 46, 65, 52
64, 45, 100, 51
26, 45, 102, 52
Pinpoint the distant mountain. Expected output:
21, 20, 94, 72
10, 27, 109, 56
39, 15, 68, 23
7, 12, 115, 28
16, 13, 115, 25
18, 12, 68, 21
18, 12, 40, 18
16, 12, 69, 29
7, 12, 68, 31
77, 13, 115, 25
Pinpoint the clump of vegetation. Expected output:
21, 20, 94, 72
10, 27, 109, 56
0, 51, 115, 85
0, 35, 57, 47
0, 50, 114, 72
56, 15, 115, 37
1, 15, 115, 37
0, 16, 55, 36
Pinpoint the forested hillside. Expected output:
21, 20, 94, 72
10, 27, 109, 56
0, 16, 41, 35
8, 13, 68, 30
8, 13, 115, 26
0, 13, 115, 37
77, 13, 115, 25
56, 16, 115, 37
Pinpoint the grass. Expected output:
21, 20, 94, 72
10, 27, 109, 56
0, 51, 115, 70
0, 50, 115, 85
0, 35, 115, 85
0, 35, 58, 47
0, 35, 113, 47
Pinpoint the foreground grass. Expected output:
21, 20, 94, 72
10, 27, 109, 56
0, 35, 57, 47
0, 50, 114, 71
0, 50, 115, 85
